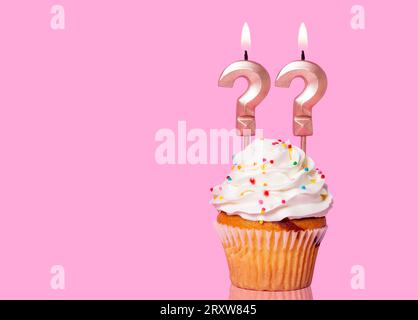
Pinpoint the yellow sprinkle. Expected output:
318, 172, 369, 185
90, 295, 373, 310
259, 219, 264, 225
263, 183, 268, 186
213, 195, 217, 200
240, 192, 244, 196
261, 209, 266, 215
260, 164, 267, 170
219, 196, 223, 200
310, 179, 317, 184
237, 165, 242, 170
231, 165, 235, 170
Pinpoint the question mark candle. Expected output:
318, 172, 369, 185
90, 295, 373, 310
219, 23, 271, 148
275, 23, 327, 154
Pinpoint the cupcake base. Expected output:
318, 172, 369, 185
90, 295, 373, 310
229, 284, 313, 300
214, 213, 327, 291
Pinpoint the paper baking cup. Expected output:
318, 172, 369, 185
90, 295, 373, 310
214, 222, 327, 291
229, 284, 313, 300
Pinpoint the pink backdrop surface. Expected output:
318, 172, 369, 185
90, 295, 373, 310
0, 0, 416, 299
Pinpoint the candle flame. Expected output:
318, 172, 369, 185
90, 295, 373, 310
241, 22, 251, 51
298, 22, 308, 50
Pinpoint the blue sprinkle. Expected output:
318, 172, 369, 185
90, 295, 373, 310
300, 185, 307, 190
304, 168, 309, 172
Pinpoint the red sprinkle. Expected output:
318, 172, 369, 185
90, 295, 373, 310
258, 200, 264, 205
250, 178, 256, 185
278, 139, 282, 142
288, 144, 292, 149
272, 142, 279, 145
262, 158, 267, 162
321, 174, 326, 179
264, 190, 269, 197
261, 207, 266, 211
269, 160, 274, 164
281, 200, 286, 204
210, 188, 213, 192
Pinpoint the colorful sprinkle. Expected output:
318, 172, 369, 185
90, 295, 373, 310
281, 199, 286, 204
237, 165, 242, 170
310, 179, 317, 184
288, 144, 292, 149
260, 164, 267, 170
270, 160, 274, 164
263, 158, 267, 162
250, 178, 256, 185
272, 142, 279, 145
253, 162, 257, 166
261, 208, 266, 214
210, 187, 213, 192
264, 190, 270, 197
304, 167, 309, 172
213, 195, 217, 200
262, 171, 266, 175
293, 161, 298, 166
258, 199, 264, 205
263, 183, 268, 187
219, 186, 222, 191
259, 219, 264, 225
321, 174, 326, 179
219, 196, 223, 200
300, 185, 307, 190
226, 176, 232, 181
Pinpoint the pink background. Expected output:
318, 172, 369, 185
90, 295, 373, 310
0, 0, 416, 299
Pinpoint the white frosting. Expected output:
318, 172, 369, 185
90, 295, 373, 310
210, 138, 333, 222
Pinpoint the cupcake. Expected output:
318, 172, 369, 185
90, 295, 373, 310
211, 138, 332, 291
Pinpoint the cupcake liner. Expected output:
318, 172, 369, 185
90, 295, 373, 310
214, 222, 327, 291
229, 284, 313, 300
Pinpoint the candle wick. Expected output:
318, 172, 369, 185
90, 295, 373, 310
244, 50, 248, 61
301, 50, 305, 61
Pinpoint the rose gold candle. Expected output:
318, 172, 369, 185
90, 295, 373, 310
218, 23, 271, 148
275, 23, 327, 154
